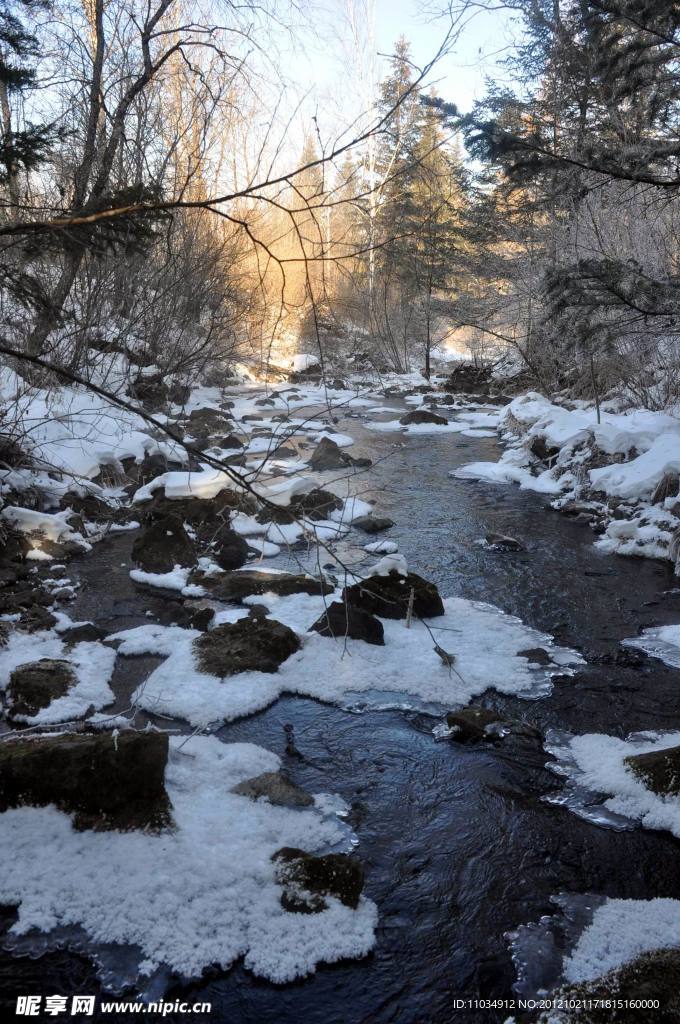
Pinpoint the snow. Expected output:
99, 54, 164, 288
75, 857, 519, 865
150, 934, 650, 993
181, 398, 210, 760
549, 729, 680, 838
1, 507, 85, 543
590, 433, 680, 500
0, 735, 377, 985
290, 354, 320, 372
364, 541, 398, 555
0, 630, 116, 724
133, 468, 233, 503
122, 592, 582, 727
0, 379, 186, 482
129, 566, 205, 596
564, 898, 680, 983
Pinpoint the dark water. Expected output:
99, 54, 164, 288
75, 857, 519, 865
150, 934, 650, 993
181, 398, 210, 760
3, 397, 680, 1024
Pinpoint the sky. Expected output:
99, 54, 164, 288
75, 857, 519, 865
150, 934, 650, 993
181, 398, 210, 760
272, 0, 517, 158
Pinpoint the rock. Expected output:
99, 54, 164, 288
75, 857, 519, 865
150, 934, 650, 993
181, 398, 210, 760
144, 490, 251, 535
352, 515, 395, 534
19, 605, 58, 632
309, 437, 372, 471
205, 571, 334, 602
652, 471, 680, 505
445, 707, 507, 743
272, 847, 364, 913
193, 616, 300, 676
0, 731, 172, 831
485, 532, 526, 551
60, 622, 108, 643
310, 601, 385, 645
438, 394, 456, 405
294, 488, 343, 521
7, 659, 76, 718
442, 364, 492, 394
0, 526, 30, 563
215, 434, 244, 450
399, 409, 447, 426
309, 436, 351, 471
541, 949, 680, 1023
624, 744, 680, 796
0, 583, 53, 614
136, 451, 168, 485
254, 397, 276, 407
343, 570, 445, 619
517, 647, 552, 666
231, 771, 313, 807
211, 525, 249, 570
186, 407, 232, 434
131, 513, 196, 573
530, 435, 560, 463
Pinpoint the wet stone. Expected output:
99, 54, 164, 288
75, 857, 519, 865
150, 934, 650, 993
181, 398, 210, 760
272, 847, 364, 913
231, 771, 313, 808
310, 600, 384, 646
352, 515, 394, 534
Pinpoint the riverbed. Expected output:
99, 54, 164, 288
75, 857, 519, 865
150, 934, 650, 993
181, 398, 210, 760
3, 389, 680, 1024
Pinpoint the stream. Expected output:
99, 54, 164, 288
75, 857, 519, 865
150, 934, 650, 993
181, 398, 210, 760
3, 391, 680, 1023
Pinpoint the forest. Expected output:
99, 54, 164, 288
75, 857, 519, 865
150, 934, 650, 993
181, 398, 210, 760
0, 2, 680, 1023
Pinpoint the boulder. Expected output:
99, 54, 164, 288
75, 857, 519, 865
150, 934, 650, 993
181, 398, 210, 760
214, 434, 244, 450
0, 731, 172, 831
309, 436, 372, 471
131, 513, 196, 573
231, 771, 313, 807
352, 515, 394, 534
310, 600, 384, 646
343, 570, 445, 619
542, 949, 680, 1023
445, 707, 507, 743
272, 847, 364, 913
309, 436, 350, 471
517, 647, 552, 666
624, 744, 680, 796
60, 622, 108, 643
485, 533, 525, 552
295, 488, 343, 521
399, 409, 447, 426
186, 407, 232, 435
211, 525, 249, 570
19, 605, 58, 632
205, 571, 334, 603
193, 616, 300, 676
529, 435, 560, 463
8, 659, 76, 718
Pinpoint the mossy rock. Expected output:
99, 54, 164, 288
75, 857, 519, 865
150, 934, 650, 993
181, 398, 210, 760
205, 571, 333, 603
0, 731, 172, 831
273, 847, 364, 913
343, 570, 445, 620
131, 513, 196, 574
624, 745, 680, 796
8, 659, 76, 718
193, 617, 300, 676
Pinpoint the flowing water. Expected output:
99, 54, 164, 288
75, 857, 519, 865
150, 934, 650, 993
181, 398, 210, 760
3, 394, 680, 1023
